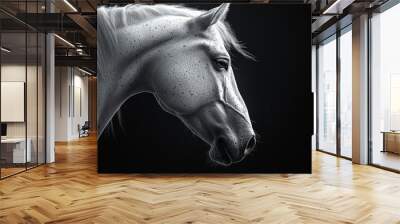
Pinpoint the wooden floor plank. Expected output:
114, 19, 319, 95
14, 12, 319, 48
0, 135, 400, 223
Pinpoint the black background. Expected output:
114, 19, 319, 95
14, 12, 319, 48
98, 4, 312, 173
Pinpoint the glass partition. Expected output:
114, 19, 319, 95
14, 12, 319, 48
27, 31, 38, 169
1, 31, 28, 177
38, 32, 45, 165
0, 1, 46, 179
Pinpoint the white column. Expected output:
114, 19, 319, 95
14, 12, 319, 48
46, 0, 55, 163
352, 14, 369, 164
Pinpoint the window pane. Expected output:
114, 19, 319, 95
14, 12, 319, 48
312, 46, 317, 150
318, 37, 337, 154
340, 29, 352, 158
371, 3, 400, 171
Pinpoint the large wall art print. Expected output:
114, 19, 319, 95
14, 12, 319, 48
97, 3, 312, 173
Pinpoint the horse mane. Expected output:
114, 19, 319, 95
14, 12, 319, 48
97, 4, 254, 75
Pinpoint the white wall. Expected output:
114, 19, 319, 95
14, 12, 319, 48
55, 66, 69, 141
55, 66, 89, 141
69, 72, 89, 139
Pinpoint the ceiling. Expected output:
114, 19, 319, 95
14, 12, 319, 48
0, 0, 392, 74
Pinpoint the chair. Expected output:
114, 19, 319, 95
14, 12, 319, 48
79, 121, 90, 138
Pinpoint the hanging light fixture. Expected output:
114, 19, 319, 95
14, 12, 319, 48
1, 47, 11, 53
63, 0, 78, 12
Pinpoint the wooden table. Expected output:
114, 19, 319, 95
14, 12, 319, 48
1, 138, 32, 164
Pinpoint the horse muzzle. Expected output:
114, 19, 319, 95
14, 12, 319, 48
210, 131, 256, 166
180, 101, 256, 166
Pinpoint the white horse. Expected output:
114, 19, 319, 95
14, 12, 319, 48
98, 3, 256, 166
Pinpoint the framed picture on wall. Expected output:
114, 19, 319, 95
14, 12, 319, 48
1, 81, 25, 122
97, 3, 312, 173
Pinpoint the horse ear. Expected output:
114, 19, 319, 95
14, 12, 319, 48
189, 3, 230, 31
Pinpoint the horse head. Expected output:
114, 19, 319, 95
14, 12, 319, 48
148, 4, 256, 166
98, 3, 256, 166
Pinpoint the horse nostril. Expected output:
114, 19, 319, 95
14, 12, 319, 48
215, 137, 232, 165
245, 135, 256, 155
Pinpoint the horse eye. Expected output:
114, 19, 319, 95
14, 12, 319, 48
215, 58, 229, 71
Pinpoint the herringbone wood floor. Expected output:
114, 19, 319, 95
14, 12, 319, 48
1, 135, 400, 224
